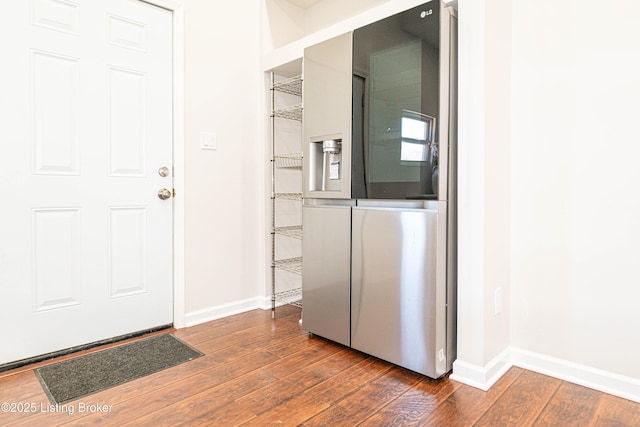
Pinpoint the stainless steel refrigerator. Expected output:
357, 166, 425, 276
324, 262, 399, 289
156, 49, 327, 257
302, 1, 457, 379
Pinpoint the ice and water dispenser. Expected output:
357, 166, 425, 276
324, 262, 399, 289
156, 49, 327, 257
308, 137, 343, 192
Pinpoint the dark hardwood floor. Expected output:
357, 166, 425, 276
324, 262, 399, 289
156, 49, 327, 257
1, 305, 639, 426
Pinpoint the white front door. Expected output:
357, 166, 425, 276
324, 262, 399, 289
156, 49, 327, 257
0, 0, 173, 364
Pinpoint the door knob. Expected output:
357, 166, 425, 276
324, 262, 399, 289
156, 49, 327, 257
158, 166, 170, 177
157, 188, 172, 200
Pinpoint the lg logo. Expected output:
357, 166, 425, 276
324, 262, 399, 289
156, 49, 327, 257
420, 9, 433, 18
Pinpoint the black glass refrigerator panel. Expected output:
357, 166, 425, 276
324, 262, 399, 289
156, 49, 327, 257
352, 3, 440, 200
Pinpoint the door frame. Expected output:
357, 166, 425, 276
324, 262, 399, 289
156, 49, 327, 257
142, 0, 186, 328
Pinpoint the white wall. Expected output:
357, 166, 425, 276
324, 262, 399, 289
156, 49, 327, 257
510, 0, 640, 393
177, 0, 265, 324
303, 0, 387, 35
261, 0, 306, 51
482, 0, 511, 366
451, 0, 512, 389
261, 0, 397, 51
454, 0, 640, 401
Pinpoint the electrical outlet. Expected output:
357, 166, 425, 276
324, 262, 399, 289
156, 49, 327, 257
494, 288, 503, 316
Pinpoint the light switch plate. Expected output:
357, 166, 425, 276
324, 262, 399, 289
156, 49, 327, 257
200, 132, 217, 150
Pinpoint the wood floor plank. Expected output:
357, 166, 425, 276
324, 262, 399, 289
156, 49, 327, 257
116, 370, 273, 425
0, 371, 50, 426
0, 371, 45, 402
419, 366, 525, 426
173, 306, 299, 345
145, 333, 345, 422
533, 381, 602, 426
297, 356, 393, 407
118, 387, 252, 427
590, 392, 640, 426
175, 401, 257, 427
240, 357, 393, 426
237, 348, 367, 416
474, 370, 562, 427
260, 337, 346, 380
359, 374, 462, 426
264, 333, 331, 359
192, 315, 304, 362
116, 338, 340, 426
301, 366, 424, 426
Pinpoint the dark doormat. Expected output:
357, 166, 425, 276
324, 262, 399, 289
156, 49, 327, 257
35, 334, 203, 404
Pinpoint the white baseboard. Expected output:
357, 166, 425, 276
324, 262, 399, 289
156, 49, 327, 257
511, 347, 640, 403
451, 346, 640, 403
183, 297, 265, 327
449, 348, 512, 390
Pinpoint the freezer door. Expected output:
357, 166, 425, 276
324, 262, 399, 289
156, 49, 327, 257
351, 204, 448, 378
302, 205, 351, 346
303, 32, 353, 200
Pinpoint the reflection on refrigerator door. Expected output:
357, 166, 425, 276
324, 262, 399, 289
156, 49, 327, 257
351, 202, 448, 378
301, 202, 352, 347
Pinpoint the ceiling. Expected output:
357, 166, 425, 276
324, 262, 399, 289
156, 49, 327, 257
283, 0, 324, 9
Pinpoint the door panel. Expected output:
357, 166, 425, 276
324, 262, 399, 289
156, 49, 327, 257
32, 208, 83, 311
301, 205, 352, 347
108, 206, 148, 297
108, 14, 147, 51
31, 0, 80, 35
32, 50, 81, 175
0, 0, 173, 365
108, 66, 147, 177
351, 205, 446, 378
